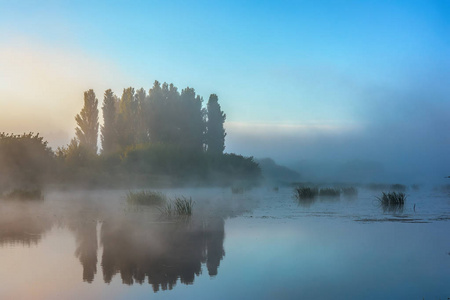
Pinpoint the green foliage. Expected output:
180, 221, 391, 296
206, 94, 226, 154
55, 138, 100, 184
126, 190, 166, 206
75, 89, 99, 154
0, 133, 54, 189
101, 89, 119, 155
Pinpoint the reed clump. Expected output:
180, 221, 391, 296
2, 188, 43, 201
342, 187, 358, 196
319, 188, 341, 197
294, 187, 318, 199
231, 186, 245, 194
126, 190, 166, 206
161, 196, 194, 217
377, 191, 406, 206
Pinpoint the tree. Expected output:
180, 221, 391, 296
179, 87, 205, 152
206, 94, 226, 154
75, 89, 99, 154
0, 133, 55, 189
134, 88, 149, 144
101, 89, 118, 155
116, 87, 136, 149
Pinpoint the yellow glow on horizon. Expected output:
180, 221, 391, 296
0, 38, 126, 148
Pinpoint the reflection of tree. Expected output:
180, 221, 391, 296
100, 216, 225, 291
70, 221, 98, 283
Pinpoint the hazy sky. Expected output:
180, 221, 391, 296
1, 1, 449, 176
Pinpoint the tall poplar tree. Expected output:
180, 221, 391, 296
75, 89, 99, 154
101, 89, 118, 154
206, 94, 226, 154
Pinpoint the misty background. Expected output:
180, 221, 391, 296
1, 1, 449, 184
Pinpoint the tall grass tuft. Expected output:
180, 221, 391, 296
377, 191, 406, 206
126, 190, 166, 206
161, 197, 194, 217
319, 188, 341, 197
294, 187, 318, 199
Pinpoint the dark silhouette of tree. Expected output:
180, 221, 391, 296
134, 88, 149, 144
179, 87, 205, 152
0, 133, 55, 189
206, 94, 226, 154
101, 89, 119, 155
75, 89, 99, 154
117, 87, 136, 149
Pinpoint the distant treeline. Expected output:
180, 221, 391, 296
0, 81, 261, 190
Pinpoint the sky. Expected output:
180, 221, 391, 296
0, 0, 449, 180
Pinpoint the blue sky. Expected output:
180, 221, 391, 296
0, 0, 449, 178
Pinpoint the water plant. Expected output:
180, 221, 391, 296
231, 186, 245, 194
1, 188, 43, 201
161, 196, 194, 217
342, 187, 358, 196
377, 191, 406, 206
126, 190, 166, 206
390, 184, 406, 192
294, 187, 318, 199
319, 188, 341, 197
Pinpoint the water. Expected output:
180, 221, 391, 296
0, 186, 449, 299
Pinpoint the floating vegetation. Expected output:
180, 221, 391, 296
319, 188, 341, 197
126, 190, 166, 206
161, 196, 194, 217
231, 186, 245, 194
294, 187, 318, 199
1, 189, 43, 201
341, 187, 358, 196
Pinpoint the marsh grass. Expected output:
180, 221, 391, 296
2, 189, 43, 201
390, 184, 407, 192
294, 187, 318, 199
126, 190, 166, 206
161, 196, 194, 217
342, 187, 358, 196
231, 186, 245, 194
377, 191, 406, 213
377, 191, 406, 205
319, 188, 341, 197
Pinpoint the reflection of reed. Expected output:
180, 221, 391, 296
100, 217, 225, 291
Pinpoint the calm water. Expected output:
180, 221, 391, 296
0, 185, 449, 299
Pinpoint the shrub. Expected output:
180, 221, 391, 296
126, 190, 166, 206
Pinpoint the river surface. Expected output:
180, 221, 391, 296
0, 185, 449, 299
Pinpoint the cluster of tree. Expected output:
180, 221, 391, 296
73, 81, 226, 156
0, 81, 260, 190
